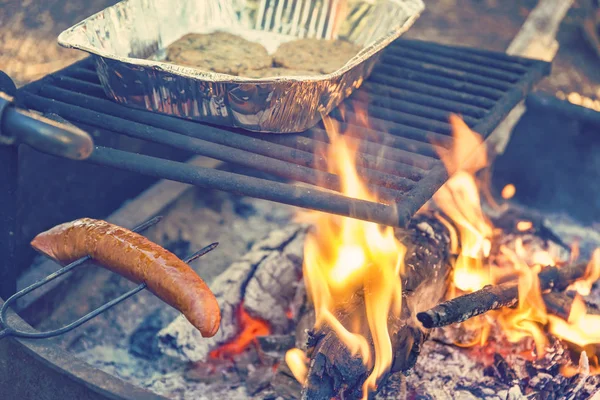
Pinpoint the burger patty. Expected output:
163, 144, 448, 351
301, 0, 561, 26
165, 31, 272, 75
163, 32, 362, 77
272, 38, 362, 74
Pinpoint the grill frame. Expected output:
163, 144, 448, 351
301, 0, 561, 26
17, 39, 551, 228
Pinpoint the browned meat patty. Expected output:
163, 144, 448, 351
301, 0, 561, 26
272, 38, 362, 74
165, 31, 272, 75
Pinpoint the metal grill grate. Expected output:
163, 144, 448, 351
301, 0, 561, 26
17, 39, 550, 227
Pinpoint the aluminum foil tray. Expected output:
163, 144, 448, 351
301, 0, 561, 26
58, 0, 424, 133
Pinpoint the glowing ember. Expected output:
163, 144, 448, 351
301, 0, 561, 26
516, 221, 533, 231
209, 303, 270, 359
501, 184, 516, 199
433, 114, 600, 375
294, 114, 406, 399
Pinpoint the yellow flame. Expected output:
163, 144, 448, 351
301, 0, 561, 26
516, 221, 533, 231
571, 249, 600, 296
432, 114, 600, 370
548, 294, 600, 348
496, 245, 548, 356
296, 114, 406, 399
432, 116, 493, 294
285, 348, 309, 384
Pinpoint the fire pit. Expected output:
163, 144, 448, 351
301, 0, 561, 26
2, 1, 600, 399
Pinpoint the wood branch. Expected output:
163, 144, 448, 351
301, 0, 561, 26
489, 0, 574, 155
417, 262, 589, 329
506, 0, 574, 61
301, 213, 453, 400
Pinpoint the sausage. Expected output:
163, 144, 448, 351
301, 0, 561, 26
30, 218, 220, 337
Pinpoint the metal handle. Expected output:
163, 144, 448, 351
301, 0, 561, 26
0, 91, 94, 160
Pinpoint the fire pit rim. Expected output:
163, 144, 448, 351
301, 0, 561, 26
0, 297, 167, 400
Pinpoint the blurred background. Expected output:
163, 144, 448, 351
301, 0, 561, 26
1, 0, 599, 110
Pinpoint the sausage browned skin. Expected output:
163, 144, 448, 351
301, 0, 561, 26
30, 218, 220, 337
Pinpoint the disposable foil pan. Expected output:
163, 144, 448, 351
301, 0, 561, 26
58, 0, 424, 133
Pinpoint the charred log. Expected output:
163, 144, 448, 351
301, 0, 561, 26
271, 362, 303, 400
302, 213, 453, 400
256, 334, 296, 354
417, 262, 589, 329
543, 291, 600, 320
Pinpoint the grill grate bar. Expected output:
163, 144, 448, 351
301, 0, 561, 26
37, 83, 432, 180
18, 38, 551, 227
48, 77, 447, 169
359, 82, 488, 119
258, 128, 442, 170
394, 40, 531, 74
52, 70, 447, 165
371, 65, 505, 101
348, 91, 481, 126
22, 91, 415, 199
51, 72, 452, 159
367, 72, 498, 109
329, 108, 454, 146
337, 102, 454, 135
384, 46, 523, 83
88, 146, 407, 226
378, 56, 512, 93
66, 68, 100, 82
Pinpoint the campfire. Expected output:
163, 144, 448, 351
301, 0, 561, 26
152, 109, 600, 400
4, 1, 600, 399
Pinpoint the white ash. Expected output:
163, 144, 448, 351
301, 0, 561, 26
243, 231, 306, 332
158, 224, 308, 362
62, 200, 600, 400
402, 340, 491, 399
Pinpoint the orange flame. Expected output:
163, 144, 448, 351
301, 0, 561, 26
433, 114, 600, 371
209, 303, 270, 359
295, 113, 406, 399
516, 221, 533, 231
548, 295, 600, 347
501, 184, 516, 199
432, 115, 493, 294
496, 244, 548, 357
571, 249, 600, 296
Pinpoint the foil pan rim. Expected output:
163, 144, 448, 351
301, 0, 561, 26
57, 0, 425, 84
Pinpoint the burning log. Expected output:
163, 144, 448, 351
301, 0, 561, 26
417, 262, 590, 329
301, 212, 453, 400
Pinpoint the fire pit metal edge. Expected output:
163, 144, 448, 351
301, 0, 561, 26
0, 298, 167, 400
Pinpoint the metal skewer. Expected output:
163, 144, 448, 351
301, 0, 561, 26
0, 216, 218, 340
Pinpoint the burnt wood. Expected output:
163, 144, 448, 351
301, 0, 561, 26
302, 213, 453, 400
543, 291, 600, 320
417, 262, 590, 329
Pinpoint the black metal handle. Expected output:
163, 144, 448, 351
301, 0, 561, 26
0, 90, 94, 160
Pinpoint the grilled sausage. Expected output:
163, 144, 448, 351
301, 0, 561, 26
30, 218, 220, 337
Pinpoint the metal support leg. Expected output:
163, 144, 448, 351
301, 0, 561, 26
0, 144, 18, 299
